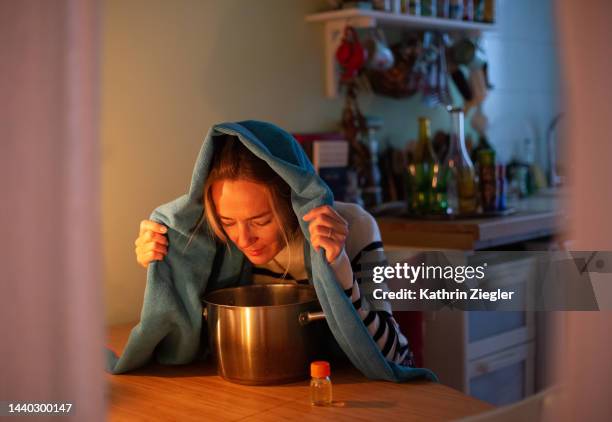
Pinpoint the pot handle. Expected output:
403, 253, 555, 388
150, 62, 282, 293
298, 310, 326, 326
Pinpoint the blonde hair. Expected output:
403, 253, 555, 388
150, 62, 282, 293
188, 135, 301, 272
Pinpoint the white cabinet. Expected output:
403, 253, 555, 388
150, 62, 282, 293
468, 342, 535, 406
422, 255, 537, 405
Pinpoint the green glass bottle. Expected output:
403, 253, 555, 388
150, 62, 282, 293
408, 117, 438, 214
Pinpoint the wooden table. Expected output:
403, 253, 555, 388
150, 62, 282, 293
106, 324, 494, 421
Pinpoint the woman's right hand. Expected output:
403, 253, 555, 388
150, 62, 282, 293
134, 220, 169, 268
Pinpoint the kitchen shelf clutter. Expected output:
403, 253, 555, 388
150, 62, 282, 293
305, 8, 497, 98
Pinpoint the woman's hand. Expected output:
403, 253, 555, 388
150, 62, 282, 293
303, 205, 349, 263
134, 220, 169, 268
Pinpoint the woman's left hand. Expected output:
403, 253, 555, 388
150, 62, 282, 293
303, 205, 349, 263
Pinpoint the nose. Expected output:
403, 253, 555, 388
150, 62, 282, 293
235, 222, 256, 249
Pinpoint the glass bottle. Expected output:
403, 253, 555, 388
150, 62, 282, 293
439, 132, 458, 215
483, 0, 495, 23
421, 0, 436, 16
478, 149, 497, 212
449, 0, 464, 19
496, 163, 507, 211
408, 117, 438, 214
362, 116, 384, 209
463, 0, 474, 21
310, 361, 332, 406
447, 107, 477, 214
437, 0, 450, 18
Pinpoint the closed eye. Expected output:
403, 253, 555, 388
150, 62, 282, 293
253, 219, 271, 227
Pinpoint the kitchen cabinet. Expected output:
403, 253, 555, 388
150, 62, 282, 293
420, 255, 538, 405
376, 191, 562, 405
305, 8, 497, 98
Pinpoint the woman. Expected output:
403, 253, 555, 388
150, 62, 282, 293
134, 134, 415, 366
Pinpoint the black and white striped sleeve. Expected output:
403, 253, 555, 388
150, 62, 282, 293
330, 203, 415, 367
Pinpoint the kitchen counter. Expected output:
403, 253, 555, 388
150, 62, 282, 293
106, 323, 494, 421
376, 190, 565, 250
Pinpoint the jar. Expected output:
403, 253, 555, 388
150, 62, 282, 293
310, 361, 333, 406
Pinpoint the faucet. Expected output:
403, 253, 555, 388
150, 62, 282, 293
546, 113, 564, 187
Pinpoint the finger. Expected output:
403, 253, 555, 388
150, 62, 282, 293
142, 242, 168, 255
139, 220, 168, 236
304, 205, 347, 225
144, 251, 164, 262
135, 231, 169, 247
136, 250, 163, 268
303, 205, 335, 221
311, 224, 348, 242
311, 232, 341, 254
305, 208, 348, 230
313, 235, 341, 263
136, 246, 168, 262
307, 214, 349, 237
134, 233, 160, 248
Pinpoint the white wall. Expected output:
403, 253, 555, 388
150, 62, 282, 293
103, 0, 561, 324
480, 0, 560, 166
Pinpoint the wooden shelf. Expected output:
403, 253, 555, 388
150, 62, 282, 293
306, 9, 496, 32
305, 8, 497, 98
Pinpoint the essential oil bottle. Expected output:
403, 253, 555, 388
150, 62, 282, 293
310, 361, 332, 406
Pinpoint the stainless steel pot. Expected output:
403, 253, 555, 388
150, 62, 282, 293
202, 284, 326, 385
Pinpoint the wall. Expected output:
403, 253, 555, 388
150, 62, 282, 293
102, 0, 337, 324
103, 0, 560, 324
480, 0, 560, 165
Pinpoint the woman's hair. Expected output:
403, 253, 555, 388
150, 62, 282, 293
190, 134, 301, 251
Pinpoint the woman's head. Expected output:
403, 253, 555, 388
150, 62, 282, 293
201, 135, 300, 264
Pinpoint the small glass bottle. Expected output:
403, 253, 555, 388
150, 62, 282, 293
310, 361, 332, 406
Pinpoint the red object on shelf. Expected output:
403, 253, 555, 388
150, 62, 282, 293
335, 26, 366, 82
393, 311, 424, 368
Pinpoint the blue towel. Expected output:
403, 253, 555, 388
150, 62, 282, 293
106, 120, 437, 382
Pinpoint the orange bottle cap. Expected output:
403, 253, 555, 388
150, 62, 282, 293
310, 361, 330, 378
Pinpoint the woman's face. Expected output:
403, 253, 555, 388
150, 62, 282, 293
211, 180, 284, 264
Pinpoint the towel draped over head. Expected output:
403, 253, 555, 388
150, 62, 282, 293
106, 120, 437, 382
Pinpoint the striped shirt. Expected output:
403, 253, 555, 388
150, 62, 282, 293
253, 201, 414, 367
